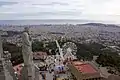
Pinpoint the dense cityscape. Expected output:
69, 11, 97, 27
0, 0, 120, 79
0, 23, 120, 80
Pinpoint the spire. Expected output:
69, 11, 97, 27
0, 34, 17, 80
21, 27, 39, 80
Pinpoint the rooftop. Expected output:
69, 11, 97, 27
33, 51, 47, 59
72, 61, 98, 74
13, 63, 24, 76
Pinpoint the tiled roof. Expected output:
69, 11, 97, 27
72, 61, 98, 74
13, 63, 24, 76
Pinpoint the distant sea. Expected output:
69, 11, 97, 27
0, 19, 118, 25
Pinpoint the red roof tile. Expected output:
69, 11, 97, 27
72, 61, 97, 74
13, 63, 24, 75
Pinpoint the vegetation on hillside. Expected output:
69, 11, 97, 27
96, 53, 120, 74
75, 42, 105, 61
32, 41, 57, 55
32, 41, 46, 52
3, 42, 23, 66
3, 40, 120, 73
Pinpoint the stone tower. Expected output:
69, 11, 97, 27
21, 27, 39, 80
0, 34, 17, 80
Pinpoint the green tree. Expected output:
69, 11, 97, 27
32, 41, 46, 52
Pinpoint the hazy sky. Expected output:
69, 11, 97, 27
0, 0, 120, 23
